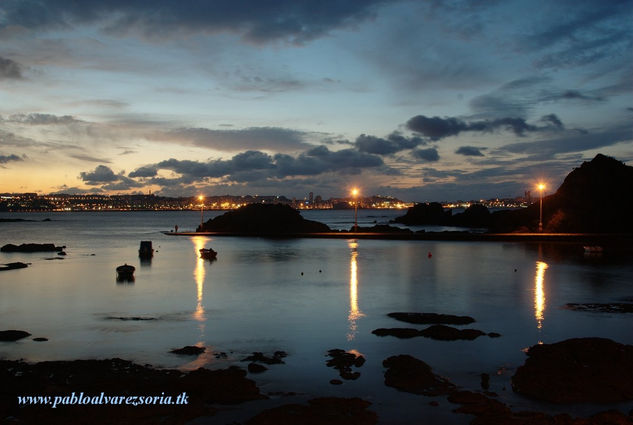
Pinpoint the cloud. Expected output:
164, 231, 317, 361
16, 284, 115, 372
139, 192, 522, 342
69, 154, 111, 163
455, 146, 485, 157
79, 165, 119, 184
7, 113, 83, 125
128, 165, 158, 178
0, 56, 23, 79
154, 126, 315, 152
411, 148, 439, 162
354, 132, 424, 155
0, 153, 23, 164
406, 114, 565, 140
0, 0, 389, 44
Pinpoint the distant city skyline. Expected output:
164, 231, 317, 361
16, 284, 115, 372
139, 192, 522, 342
1, 1, 631, 201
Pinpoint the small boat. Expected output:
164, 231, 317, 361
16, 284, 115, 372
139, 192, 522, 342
199, 248, 217, 260
139, 241, 154, 258
116, 263, 135, 278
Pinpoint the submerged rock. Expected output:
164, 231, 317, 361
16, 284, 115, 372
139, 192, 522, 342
372, 325, 494, 341
170, 345, 205, 355
242, 351, 287, 365
0, 262, 28, 271
387, 312, 475, 325
326, 349, 365, 380
1, 243, 64, 253
248, 363, 268, 374
382, 355, 455, 396
372, 328, 421, 339
512, 337, 633, 403
564, 303, 633, 313
0, 330, 31, 341
246, 397, 377, 425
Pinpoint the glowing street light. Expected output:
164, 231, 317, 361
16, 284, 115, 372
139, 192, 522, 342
351, 188, 359, 231
537, 183, 545, 232
198, 195, 204, 229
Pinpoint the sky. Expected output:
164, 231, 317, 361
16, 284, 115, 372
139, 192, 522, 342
0, 0, 631, 201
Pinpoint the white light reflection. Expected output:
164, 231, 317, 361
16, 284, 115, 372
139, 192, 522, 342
191, 237, 206, 324
347, 241, 364, 341
534, 261, 548, 330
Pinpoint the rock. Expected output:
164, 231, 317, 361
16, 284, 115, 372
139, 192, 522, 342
480, 373, 490, 390
419, 325, 486, 341
512, 337, 633, 403
488, 332, 501, 338
372, 328, 422, 339
57, 251, 67, 256
326, 349, 365, 380
33, 337, 48, 342
245, 397, 377, 425
0, 262, 28, 271
170, 345, 205, 355
0, 330, 31, 341
105, 316, 157, 321
448, 390, 511, 417
198, 203, 331, 234
382, 355, 455, 396
393, 202, 451, 225
248, 363, 268, 374
242, 351, 287, 365
387, 312, 475, 325
1, 243, 64, 253
0, 358, 264, 425
564, 303, 633, 313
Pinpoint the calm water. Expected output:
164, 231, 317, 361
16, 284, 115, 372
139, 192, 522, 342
1, 211, 632, 424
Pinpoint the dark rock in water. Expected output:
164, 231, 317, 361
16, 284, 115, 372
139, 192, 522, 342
105, 316, 157, 321
382, 355, 455, 396
488, 332, 502, 338
33, 337, 48, 342
387, 312, 475, 325
248, 363, 268, 374
0, 330, 31, 341
451, 204, 491, 228
198, 203, 331, 234
170, 345, 205, 355
326, 349, 365, 380
373, 325, 489, 341
0, 358, 264, 424
564, 303, 633, 313
512, 337, 633, 403
245, 397, 377, 425
372, 328, 422, 339
448, 391, 511, 417
57, 251, 67, 256
242, 351, 287, 365
214, 352, 228, 359
0, 262, 29, 271
419, 325, 486, 341
393, 202, 450, 225
1, 243, 64, 253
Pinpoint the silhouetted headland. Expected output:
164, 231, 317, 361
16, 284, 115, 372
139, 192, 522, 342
394, 154, 633, 233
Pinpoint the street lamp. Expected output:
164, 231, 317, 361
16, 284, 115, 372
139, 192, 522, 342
198, 195, 204, 229
537, 183, 545, 232
351, 188, 359, 231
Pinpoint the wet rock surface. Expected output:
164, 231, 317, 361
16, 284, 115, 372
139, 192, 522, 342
326, 349, 365, 381
372, 328, 421, 338
170, 345, 205, 355
387, 312, 475, 325
0, 358, 265, 425
245, 397, 378, 425
382, 355, 455, 396
248, 363, 268, 374
512, 338, 633, 403
0, 330, 31, 341
564, 303, 633, 313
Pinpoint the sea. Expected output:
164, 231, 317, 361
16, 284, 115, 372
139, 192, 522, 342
1, 210, 632, 424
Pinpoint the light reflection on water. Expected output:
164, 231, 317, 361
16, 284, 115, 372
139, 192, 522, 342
1, 211, 632, 422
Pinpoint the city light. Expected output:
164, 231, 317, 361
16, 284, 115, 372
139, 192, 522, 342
351, 187, 360, 231
537, 183, 545, 232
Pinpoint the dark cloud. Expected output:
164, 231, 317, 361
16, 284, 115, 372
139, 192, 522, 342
155, 126, 313, 152
0, 154, 23, 164
411, 148, 439, 162
406, 114, 566, 140
539, 114, 563, 129
0, 0, 389, 44
7, 113, 82, 125
128, 165, 158, 178
69, 154, 111, 163
0, 56, 23, 79
80, 165, 119, 184
354, 132, 424, 155
455, 146, 485, 157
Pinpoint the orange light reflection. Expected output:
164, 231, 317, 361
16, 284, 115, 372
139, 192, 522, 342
192, 237, 206, 323
347, 241, 364, 341
534, 261, 548, 330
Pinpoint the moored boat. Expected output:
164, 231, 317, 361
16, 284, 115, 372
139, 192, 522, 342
199, 248, 217, 260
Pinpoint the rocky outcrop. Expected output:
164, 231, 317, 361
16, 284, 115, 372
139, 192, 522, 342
382, 355, 455, 396
170, 345, 205, 355
512, 338, 633, 403
198, 203, 331, 234
1, 243, 64, 252
372, 325, 497, 341
0, 330, 31, 341
0, 262, 28, 271
393, 202, 450, 225
387, 312, 475, 325
326, 349, 365, 380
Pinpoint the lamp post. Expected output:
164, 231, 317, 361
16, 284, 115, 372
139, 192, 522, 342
198, 195, 204, 229
537, 183, 545, 232
351, 188, 359, 231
